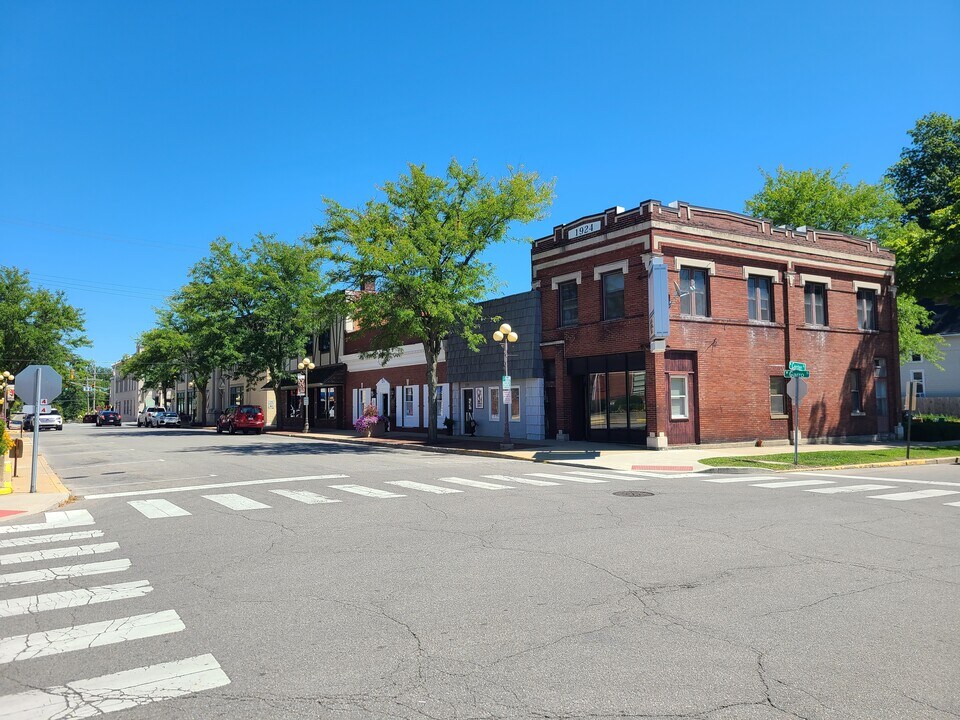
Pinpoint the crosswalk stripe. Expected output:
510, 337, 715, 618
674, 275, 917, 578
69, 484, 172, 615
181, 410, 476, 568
805, 484, 896, 494
751, 480, 835, 489
0, 530, 104, 549
868, 489, 960, 501
566, 469, 705, 479
698, 476, 781, 483
0, 652, 230, 718
796, 472, 960, 488
0, 542, 119, 566
0, 510, 95, 535
329, 484, 406, 498
0, 559, 132, 588
528, 473, 607, 484
128, 499, 191, 518
0, 580, 152, 618
0, 609, 184, 664
85, 474, 348, 499
482, 475, 560, 486
437, 477, 514, 490
269, 489, 342, 504
945, 501, 960, 507
202, 494, 271, 511
556, 471, 635, 481
385, 481, 463, 494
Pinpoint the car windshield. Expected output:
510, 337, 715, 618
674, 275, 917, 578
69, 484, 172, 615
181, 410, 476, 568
239, 406, 260, 414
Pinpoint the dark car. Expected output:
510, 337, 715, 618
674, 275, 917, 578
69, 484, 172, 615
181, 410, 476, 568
96, 410, 122, 426
82, 412, 98, 423
216, 405, 265, 435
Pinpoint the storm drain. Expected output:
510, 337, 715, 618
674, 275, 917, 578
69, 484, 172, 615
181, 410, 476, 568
612, 490, 654, 498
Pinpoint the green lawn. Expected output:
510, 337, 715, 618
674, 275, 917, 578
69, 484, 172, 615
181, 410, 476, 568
700, 446, 960, 469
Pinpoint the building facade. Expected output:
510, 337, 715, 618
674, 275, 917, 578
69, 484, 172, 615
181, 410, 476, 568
109, 362, 146, 420
900, 303, 960, 402
534, 200, 900, 447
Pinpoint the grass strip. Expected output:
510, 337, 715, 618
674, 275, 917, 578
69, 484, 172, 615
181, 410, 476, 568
700, 445, 960, 469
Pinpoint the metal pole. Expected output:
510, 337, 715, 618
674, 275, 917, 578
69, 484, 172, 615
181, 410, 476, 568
502, 340, 512, 450
906, 410, 912, 460
793, 380, 799, 466
30, 366, 40, 493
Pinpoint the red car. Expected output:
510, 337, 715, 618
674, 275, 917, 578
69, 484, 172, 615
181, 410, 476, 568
216, 405, 265, 435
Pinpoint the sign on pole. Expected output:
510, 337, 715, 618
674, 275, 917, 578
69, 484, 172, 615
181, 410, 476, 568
787, 376, 809, 466
785, 377, 808, 404
502, 375, 511, 390
783, 369, 811, 378
788, 361, 807, 371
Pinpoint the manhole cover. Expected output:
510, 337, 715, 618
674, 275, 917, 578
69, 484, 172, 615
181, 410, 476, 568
613, 490, 654, 498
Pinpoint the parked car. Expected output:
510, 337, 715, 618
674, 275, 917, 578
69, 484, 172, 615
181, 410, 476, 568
96, 410, 122, 426
216, 405, 265, 435
24, 410, 63, 431
137, 407, 166, 428
82, 412, 98, 423
153, 411, 182, 428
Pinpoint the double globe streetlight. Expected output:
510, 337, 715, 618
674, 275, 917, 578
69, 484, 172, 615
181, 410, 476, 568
492, 323, 518, 450
297, 357, 315, 433
1, 370, 13, 429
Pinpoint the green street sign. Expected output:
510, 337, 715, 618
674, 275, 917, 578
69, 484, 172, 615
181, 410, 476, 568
788, 361, 807, 371
783, 369, 811, 378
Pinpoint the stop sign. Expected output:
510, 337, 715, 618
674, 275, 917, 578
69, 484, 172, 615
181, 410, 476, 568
14, 365, 63, 403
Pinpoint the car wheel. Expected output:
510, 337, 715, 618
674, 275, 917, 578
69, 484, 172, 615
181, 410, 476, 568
255, 428, 262, 435
228, 423, 236, 435
137, 420, 142, 427
57, 426, 63, 431
216, 423, 222, 434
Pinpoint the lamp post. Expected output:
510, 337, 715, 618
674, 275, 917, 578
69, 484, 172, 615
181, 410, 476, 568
492, 323, 518, 450
297, 357, 315, 433
1, 371, 13, 429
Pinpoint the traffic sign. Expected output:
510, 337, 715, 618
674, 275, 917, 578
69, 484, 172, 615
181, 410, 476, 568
788, 361, 807, 371
502, 375, 511, 390
785, 377, 808, 404
15, 365, 62, 403
783, 369, 810, 378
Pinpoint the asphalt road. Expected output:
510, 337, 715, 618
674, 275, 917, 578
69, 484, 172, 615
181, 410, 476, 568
1, 423, 958, 719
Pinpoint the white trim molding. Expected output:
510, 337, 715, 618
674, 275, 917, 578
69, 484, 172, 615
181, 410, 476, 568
742, 266, 780, 283
550, 271, 582, 289
853, 280, 882, 293
593, 260, 629, 281
799, 273, 832, 289
674, 256, 716, 275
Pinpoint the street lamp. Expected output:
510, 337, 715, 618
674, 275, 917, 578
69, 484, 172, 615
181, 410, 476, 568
297, 356, 315, 433
492, 323, 518, 449
1, 371, 12, 429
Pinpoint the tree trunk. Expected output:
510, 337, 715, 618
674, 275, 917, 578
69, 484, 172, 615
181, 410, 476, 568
423, 339, 439, 444
273, 385, 284, 430
197, 386, 208, 426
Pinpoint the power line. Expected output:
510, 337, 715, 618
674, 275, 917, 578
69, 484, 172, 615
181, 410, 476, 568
30, 273, 174, 295
0, 215, 205, 252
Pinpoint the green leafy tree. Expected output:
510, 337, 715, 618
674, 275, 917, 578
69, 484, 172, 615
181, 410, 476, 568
888, 112, 960, 229
744, 166, 945, 364
316, 160, 554, 443
57, 361, 112, 419
187, 236, 332, 425
120, 326, 187, 412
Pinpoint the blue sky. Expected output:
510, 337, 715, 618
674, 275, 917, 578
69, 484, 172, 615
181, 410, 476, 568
2, 1, 958, 366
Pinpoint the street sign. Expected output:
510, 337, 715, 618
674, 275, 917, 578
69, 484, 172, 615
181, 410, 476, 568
785, 377, 808, 404
502, 389, 511, 405
904, 380, 919, 412
502, 375, 511, 390
788, 361, 807, 371
783, 369, 811, 378
14, 365, 62, 403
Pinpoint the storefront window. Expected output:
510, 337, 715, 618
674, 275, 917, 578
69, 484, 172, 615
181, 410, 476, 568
176, 392, 185, 413
670, 376, 689, 419
629, 371, 646, 428
608, 372, 628, 428
510, 387, 520, 421
229, 386, 243, 406
589, 373, 606, 429
489, 387, 500, 420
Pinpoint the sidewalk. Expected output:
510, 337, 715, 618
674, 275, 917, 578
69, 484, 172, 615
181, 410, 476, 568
0, 436, 71, 522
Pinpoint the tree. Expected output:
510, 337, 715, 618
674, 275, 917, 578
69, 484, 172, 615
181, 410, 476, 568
315, 160, 554, 443
0, 266, 89, 376
888, 112, 960, 229
120, 326, 187, 410
744, 166, 945, 365
187, 236, 332, 425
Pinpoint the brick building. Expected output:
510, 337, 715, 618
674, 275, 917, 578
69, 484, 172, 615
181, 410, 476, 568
534, 200, 899, 448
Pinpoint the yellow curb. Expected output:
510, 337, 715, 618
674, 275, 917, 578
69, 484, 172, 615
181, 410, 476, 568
38, 454, 70, 494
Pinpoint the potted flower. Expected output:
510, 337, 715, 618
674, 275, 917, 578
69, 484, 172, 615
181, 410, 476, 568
354, 403, 387, 437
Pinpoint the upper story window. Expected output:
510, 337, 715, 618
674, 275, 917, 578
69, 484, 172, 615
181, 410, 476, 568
910, 353, 922, 362
857, 289, 877, 331
602, 271, 625, 321
558, 281, 578, 326
804, 283, 828, 326
747, 275, 773, 322
679, 268, 708, 317
849, 370, 863, 413
319, 329, 331, 354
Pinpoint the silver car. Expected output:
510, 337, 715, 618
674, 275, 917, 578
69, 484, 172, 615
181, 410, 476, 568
153, 411, 182, 428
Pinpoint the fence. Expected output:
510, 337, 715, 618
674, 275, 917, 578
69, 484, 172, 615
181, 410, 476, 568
917, 396, 960, 417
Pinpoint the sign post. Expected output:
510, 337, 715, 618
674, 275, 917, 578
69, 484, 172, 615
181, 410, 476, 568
14, 365, 63, 493
904, 380, 919, 459
784, 362, 810, 466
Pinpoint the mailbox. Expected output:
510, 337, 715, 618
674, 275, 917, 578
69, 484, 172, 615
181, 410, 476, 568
9, 438, 23, 459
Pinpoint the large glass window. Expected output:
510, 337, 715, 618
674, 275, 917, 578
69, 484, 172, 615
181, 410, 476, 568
489, 387, 500, 420
602, 272, 625, 320
510, 387, 520, 421
608, 371, 628, 429
857, 289, 877, 330
669, 376, 689, 419
319, 329, 331, 354
403, 387, 414, 417
229, 385, 243, 406
559, 281, 578, 326
176, 392, 185, 413
770, 377, 786, 416
747, 276, 773, 322
679, 268, 708, 317
589, 373, 607, 429
804, 283, 827, 325
628, 371, 646, 428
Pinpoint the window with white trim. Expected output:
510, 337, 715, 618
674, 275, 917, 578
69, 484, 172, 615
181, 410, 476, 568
403, 386, 414, 417
911, 370, 925, 397
804, 283, 827, 326
857, 289, 877, 330
747, 275, 773, 322
849, 370, 862, 413
910, 353, 922, 362
679, 268, 708, 317
769, 377, 786, 416
489, 387, 500, 420
669, 376, 689, 419
510, 387, 521, 421
602, 271, 625, 320
559, 280, 578, 326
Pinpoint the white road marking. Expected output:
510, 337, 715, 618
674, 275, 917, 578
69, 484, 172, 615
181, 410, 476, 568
57, 459, 165, 471
868, 489, 960, 501
385, 481, 463, 494
329, 484, 406, 498
945, 501, 960, 507
0, 510, 95, 535
482, 474, 560, 486
203, 494, 270, 511
0, 652, 230, 718
558, 470, 641, 481
0, 559, 131, 588
796, 472, 960, 488
528, 473, 606, 484
0, 609, 184, 664
564, 469, 705, 478
805, 484, 896, 494
269, 489, 342, 504
698, 476, 781, 483
85, 474, 348, 499
0, 580, 152, 618
0, 542, 119, 566
81, 474, 218, 491
0, 530, 104, 549
751, 480, 835, 489
437, 477, 514, 490
128, 499, 191, 518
